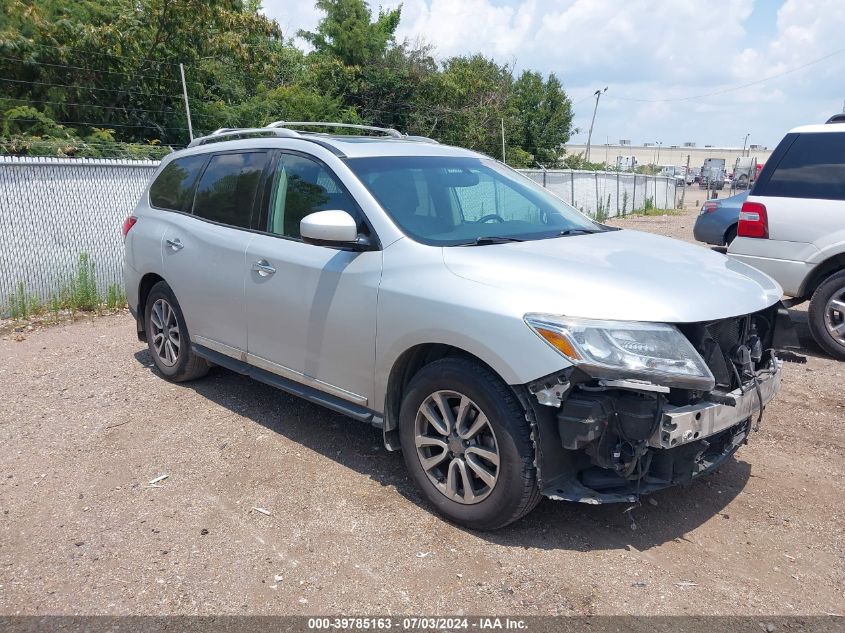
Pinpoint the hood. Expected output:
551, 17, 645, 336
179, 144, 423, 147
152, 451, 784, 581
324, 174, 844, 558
442, 229, 782, 323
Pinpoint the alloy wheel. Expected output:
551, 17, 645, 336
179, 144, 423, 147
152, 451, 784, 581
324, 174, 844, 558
150, 298, 181, 367
824, 285, 845, 346
414, 390, 500, 505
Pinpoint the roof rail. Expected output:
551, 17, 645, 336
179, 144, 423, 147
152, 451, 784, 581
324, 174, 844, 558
187, 127, 299, 148
266, 121, 403, 138
825, 113, 845, 124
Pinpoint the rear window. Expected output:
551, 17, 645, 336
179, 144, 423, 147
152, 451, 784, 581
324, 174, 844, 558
149, 154, 207, 211
192, 152, 269, 229
756, 132, 845, 201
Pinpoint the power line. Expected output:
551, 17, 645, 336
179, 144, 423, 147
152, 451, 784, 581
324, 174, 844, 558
4, 41, 185, 68
607, 46, 845, 103
0, 76, 181, 99
7, 117, 190, 131
0, 96, 218, 120
0, 55, 199, 86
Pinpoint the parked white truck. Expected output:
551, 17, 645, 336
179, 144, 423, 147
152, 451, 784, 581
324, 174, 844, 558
700, 158, 726, 190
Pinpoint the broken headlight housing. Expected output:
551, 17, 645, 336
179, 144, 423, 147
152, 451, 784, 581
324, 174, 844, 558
524, 314, 716, 391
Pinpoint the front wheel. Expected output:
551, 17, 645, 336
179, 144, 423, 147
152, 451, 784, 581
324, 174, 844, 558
143, 281, 210, 382
398, 357, 541, 530
808, 271, 845, 360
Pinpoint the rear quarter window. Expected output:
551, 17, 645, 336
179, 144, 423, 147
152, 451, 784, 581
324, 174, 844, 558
149, 154, 208, 211
756, 132, 845, 201
192, 151, 270, 229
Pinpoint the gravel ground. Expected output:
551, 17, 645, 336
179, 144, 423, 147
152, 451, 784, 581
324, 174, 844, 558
1, 207, 843, 616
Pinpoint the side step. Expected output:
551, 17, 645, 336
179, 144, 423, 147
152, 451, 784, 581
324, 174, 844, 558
192, 344, 383, 428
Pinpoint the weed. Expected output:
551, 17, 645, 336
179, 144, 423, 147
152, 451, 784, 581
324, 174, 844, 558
621, 191, 629, 217
67, 252, 98, 312
106, 284, 126, 311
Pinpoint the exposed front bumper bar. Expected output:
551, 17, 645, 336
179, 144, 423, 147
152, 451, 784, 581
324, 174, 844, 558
650, 362, 782, 449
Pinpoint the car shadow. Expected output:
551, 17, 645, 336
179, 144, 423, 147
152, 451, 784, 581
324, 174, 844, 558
134, 349, 751, 552
786, 307, 836, 361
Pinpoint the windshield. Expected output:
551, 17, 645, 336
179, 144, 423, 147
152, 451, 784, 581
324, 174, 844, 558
346, 156, 603, 246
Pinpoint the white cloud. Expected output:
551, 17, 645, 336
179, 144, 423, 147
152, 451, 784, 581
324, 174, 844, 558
260, 0, 845, 148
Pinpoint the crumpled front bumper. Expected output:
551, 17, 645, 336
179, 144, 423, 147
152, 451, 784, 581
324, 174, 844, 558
651, 361, 782, 449
539, 362, 782, 504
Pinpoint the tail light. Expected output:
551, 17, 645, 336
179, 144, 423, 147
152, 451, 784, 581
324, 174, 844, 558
121, 216, 137, 240
701, 201, 719, 214
738, 202, 768, 238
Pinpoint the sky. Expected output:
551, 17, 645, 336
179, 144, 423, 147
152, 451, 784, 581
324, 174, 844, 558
262, 0, 845, 149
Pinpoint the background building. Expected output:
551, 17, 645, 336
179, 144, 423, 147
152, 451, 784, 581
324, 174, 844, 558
565, 141, 774, 172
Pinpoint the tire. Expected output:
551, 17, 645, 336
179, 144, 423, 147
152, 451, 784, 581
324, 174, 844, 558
724, 225, 737, 247
808, 271, 845, 361
143, 281, 210, 382
398, 357, 541, 530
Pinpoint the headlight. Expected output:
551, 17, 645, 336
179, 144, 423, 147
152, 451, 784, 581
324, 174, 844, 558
524, 314, 715, 391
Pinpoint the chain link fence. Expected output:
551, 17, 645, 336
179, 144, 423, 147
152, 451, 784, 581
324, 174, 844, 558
0, 156, 158, 314
0, 158, 677, 316
520, 169, 677, 218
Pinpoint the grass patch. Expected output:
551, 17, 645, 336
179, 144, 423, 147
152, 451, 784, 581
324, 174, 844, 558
2, 252, 127, 325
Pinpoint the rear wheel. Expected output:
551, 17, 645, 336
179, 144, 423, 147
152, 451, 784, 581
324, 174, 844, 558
808, 271, 845, 361
144, 281, 210, 381
398, 357, 541, 530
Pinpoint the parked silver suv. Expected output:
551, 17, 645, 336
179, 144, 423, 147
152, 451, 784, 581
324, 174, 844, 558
124, 122, 792, 530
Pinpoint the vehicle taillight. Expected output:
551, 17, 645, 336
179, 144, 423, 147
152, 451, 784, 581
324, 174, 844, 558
737, 202, 768, 239
701, 202, 718, 214
121, 216, 137, 240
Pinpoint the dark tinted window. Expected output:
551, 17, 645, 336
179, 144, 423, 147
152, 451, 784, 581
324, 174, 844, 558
193, 152, 269, 228
149, 154, 207, 211
758, 132, 845, 200
267, 154, 358, 238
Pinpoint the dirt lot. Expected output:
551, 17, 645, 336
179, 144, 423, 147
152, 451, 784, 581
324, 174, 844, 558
1, 207, 843, 616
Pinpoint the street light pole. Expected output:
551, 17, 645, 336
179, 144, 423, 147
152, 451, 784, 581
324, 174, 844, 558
584, 87, 607, 163
655, 141, 662, 166
742, 133, 750, 157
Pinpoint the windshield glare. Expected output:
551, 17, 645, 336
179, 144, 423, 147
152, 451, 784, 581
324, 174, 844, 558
346, 156, 602, 245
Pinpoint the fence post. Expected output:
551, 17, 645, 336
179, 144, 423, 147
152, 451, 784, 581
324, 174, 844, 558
570, 170, 575, 206
615, 171, 619, 217
632, 174, 637, 211
543, 169, 547, 188
594, 171, 599, 218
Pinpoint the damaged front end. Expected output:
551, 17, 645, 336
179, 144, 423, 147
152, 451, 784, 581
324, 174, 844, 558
521, 304, 799, 504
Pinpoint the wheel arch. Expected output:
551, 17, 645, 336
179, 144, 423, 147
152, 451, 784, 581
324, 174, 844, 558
382, 343, 516, 451
135, 272, 166, 340
800, 253, 845, 301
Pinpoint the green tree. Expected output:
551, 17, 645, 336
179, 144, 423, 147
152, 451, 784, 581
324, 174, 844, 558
299, 0, 402, 67
511, 71, 573, 166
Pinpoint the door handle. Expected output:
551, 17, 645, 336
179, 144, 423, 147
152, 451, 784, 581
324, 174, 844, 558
166, 238, 184, 251
252, 259, 276, 276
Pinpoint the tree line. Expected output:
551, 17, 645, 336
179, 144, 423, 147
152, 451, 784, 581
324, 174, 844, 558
0, 0, 575, 165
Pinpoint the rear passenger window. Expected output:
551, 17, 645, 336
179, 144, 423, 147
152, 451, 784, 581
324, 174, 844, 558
193, 152, 269, 229
267, 154, 359, 239
149, 154, 207, 211
759, 132, 845, 201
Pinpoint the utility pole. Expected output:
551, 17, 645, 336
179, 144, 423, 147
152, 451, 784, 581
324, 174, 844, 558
584, 87, 607, 163
180, 63, 193, 142
742, 132, 750, 157
655, 141, 662, 166
501, 118, 506, 164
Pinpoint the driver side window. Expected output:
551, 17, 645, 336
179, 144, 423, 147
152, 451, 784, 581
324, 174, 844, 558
268, 154, 359, 239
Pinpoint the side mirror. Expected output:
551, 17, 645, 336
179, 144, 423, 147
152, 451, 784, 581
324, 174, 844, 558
300, 210, 359, 245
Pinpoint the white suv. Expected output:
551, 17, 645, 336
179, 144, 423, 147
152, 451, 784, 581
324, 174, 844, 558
728, 121, 845, 359
124, 122, 792, 530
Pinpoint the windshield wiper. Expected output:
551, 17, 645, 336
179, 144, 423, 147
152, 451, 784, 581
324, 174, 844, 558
558, 228, 600, 236
461, 236, 526, 246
